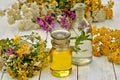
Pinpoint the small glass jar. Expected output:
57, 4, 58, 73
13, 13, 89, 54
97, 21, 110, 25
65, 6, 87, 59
50, 30, 72, 77
70, 3, 92, 66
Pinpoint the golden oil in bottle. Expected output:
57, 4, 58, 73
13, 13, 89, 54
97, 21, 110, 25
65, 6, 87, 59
50, 30, 72, 77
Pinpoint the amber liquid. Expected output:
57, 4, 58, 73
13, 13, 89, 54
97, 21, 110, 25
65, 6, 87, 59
50, 48, 72, 77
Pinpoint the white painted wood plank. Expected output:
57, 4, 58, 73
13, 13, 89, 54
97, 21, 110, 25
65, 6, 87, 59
2, 72, 40, 80
40, 65, 77, 80
78, 57, 115, 80
0, 71, 3, 80
113, 64, 120, 80
2, 73, 13, 80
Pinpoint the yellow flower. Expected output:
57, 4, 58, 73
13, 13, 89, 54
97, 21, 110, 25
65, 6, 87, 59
40, 43, 45, 50
38, 54, 43, 59
35, 0, 44, 4
108, 49, 120, 65
98, 26, 110, 35
84, 0, 90, 5
92, 44, 102, 57
13, 36, 21, 44
51, 1, 58, 7
41, 16, 46, 20
26, 0, 33, 3
18, 69, 25, 75
101, 35, 111, 44
16, 43, 28, 55
92, 24, 98, 35
93, 35, 101, 44
100, 44, 110, 56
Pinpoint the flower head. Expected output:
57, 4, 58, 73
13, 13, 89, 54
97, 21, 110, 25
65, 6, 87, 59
6, 48, 15, 55
58, 10, 76, 29
37, 15, 55, 32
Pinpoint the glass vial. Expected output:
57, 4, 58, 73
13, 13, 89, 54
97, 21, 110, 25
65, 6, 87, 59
50, 30, 72, 77
70, 3, 92, 66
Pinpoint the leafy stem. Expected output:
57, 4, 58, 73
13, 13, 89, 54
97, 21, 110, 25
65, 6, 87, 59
70, 30, 91, 53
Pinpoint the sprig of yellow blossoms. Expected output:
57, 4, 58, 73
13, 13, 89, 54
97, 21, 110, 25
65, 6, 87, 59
92, 25, 120, 65
0, 32, 49, 80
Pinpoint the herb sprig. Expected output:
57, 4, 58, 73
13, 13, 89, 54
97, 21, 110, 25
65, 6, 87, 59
70, 30, 91, 53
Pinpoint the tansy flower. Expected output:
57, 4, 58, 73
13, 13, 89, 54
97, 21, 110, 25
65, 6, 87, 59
108, 49, 120, 65
98, 26, 110, 36
92, 24, 98, 35
92, 25, 120, 65
100, 44, 110, 56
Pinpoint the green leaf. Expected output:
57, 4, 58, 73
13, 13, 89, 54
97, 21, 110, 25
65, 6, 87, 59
71, 30, 91, 54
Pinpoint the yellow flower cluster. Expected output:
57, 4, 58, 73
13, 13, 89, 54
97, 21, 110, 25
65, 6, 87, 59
108, 49, 120, 65
13, 36, 21, 44
84, 0, 102, 11
92, 25, 120, 65
16, 43, 29, 55
0, 32, 49, 80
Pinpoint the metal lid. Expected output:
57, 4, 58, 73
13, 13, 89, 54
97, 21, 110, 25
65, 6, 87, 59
51, 30, 71, 40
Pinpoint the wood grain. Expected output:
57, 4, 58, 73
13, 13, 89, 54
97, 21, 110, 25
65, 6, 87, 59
78, 57, 116, 80
113, 64, 120, 80
40, 65, 77, 80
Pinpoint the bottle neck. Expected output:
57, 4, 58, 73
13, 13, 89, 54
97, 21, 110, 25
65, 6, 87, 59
51, 39, 70, 49
75, 9, 85, 20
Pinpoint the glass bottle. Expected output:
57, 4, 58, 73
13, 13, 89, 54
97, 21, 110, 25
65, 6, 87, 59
70, 3, 92, 66
50, 30, 72, 77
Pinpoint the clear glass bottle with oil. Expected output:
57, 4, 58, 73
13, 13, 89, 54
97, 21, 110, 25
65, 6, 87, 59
70, 3, 92, 66
50, 30, 72, 77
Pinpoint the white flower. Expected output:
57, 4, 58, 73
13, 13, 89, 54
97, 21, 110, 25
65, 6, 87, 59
7, 9, 15, 16
31, 9, 40, 21
30, 2, 38, 10
18, 0, 26, 3
7, 16, 15, 24
2, 66, 7, 72
21, 4, 29, 14
32, 23, 40, 30
11, 3, 19, 10
18, 19, 32, 31
23, 11, 33, 19
0, 10, 5, 16
57, 15, 62, 21
41, 7, 48, 16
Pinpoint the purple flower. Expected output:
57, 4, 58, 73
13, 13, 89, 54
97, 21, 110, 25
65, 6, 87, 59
58, 10, 76, 30
64, 10, 76, 20
37, 15, 55, 32
45, 15, 55, 27
6, 48, 15, 55
59, 15, 71, 29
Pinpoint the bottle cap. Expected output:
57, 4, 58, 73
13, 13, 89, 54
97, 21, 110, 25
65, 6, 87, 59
51, 30, 71, 40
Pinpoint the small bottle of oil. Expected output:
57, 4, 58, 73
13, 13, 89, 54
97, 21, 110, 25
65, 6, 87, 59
71, 3, 92, 66
50, 30, 72, 77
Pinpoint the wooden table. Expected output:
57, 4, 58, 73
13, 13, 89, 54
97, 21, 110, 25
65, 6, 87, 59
0, 0, 120, 80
